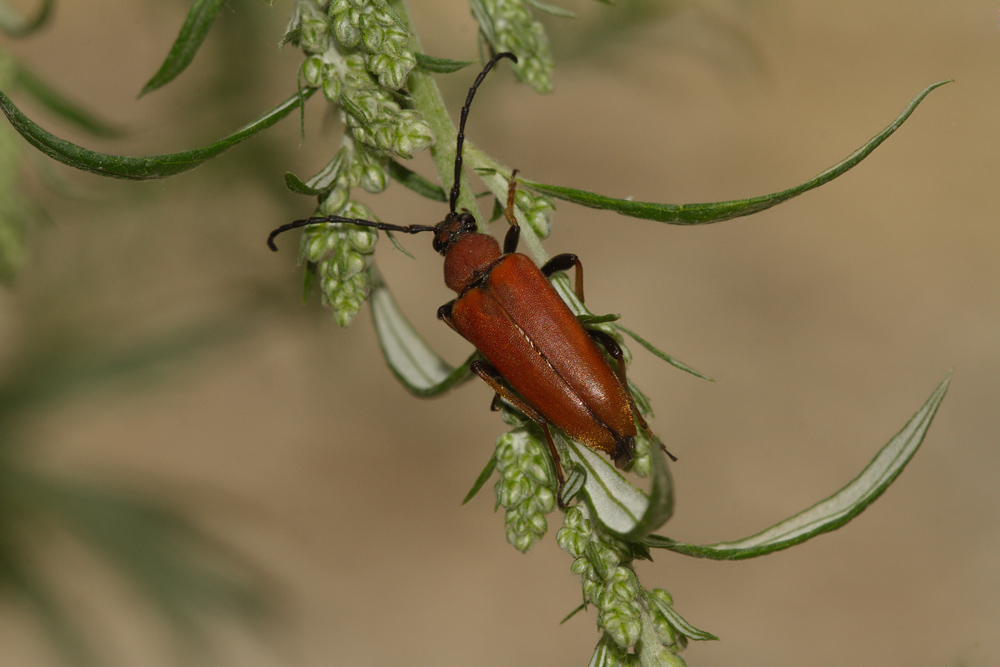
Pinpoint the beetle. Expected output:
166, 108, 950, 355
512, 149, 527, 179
268, 52, 668, 486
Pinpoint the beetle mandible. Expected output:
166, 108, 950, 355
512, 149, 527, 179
268, 52, 668, 486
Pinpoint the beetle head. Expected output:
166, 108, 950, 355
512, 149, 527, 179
432, 211, 478, 255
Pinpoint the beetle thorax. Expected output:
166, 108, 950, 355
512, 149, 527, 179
443, 233, 503, 293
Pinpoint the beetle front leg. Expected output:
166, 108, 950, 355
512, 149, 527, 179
469, 360, 566, 489
437, 300, 459, 333
542, 253, 585, 303
501, 169, 522, 255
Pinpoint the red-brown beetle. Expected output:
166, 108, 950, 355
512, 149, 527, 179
269, 52, 665, 485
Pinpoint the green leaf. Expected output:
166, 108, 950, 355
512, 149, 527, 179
414, 53, 475, 74
285, 150, 347, 195
13, 64, 124, 138
617, 324, 713, 382
387, 158, 447, 202
646, 592, 719, 642
462, 454, 497, 504
369, 267, 476, 397
559, 602, 587, 625
644, 372, 951, 559
0, 0, 54, 37
140, 0, 227, 97
578, 313, 621, 325
0, 87, 314, 180
559, 463, 587, 505
525, 0, 577, 18
0, 550, 100, 667
562, 430, 674, 541
520, 81, 951, 225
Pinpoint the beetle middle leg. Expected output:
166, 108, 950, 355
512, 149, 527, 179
542, 253, 585, 303
469, 360, 566, 489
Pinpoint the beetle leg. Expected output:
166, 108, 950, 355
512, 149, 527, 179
469, 360, 566, 489
587, 328, 627, 385
542, 253, 585, 303
437, 300, 458, 333
587, 329, 678, 463
502, 169, 522, 255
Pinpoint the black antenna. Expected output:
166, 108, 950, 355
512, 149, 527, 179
449, 51, 518, 214
268, 216, 435, 251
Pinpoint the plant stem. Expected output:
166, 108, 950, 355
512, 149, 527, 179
390, 0, 483, 229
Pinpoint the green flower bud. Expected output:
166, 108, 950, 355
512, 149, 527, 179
301, 56, 325, 88
299, 15, 331, 54
358, 162, 388, 193
322, 74, 342, 104
394, 117, 434, 158
333, 9, 362, 47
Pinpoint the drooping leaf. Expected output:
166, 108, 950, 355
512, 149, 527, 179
562, 430, 673, 541
140, 0, 228, 97
285, 150, 348, 196
616, 324, 713, 382
644, 372, 951, 559
387, 158, 447, 202
525, 0, 577, 19
0, 87, 314, 180
520, 81, 951, 225
0, 0, 54, 37
369, 267, 475, 397
12, 64, 124, 138
646, 592, 719, 642
414, 53, 475, 74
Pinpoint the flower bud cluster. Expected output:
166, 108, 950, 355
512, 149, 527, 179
494, 428, 557, 553
336, 53, 433, 158
301, 199, 379, 328
296, 142, 389, 327
327, 0, 416, 90
557, 506, 643, 648
476, 0, 555, 94
285, 1, 433, 159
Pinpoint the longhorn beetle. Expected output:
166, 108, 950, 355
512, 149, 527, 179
269, 52, 671, 488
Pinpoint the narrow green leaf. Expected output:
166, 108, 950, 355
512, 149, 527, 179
0, 0, 54, 37
301, 261, 317, 303
525, 0, 577, 18
139, 0, 227, 97
369, 267, 475, 397
560, 463, 587, 505
520, 81, 951, 225
384, 230, 416, 259
13, 64, 124, 138
646, 592, 719, 642
617, 324, 713, 382
578, 313, 621, 325
463, 454, 497, 504
414, 53, 475, 74
644, 372, 951, 559
467, 0, 498, 45
387, 158, 447, 202
0, 87, 314, 179
286, 148, 348, 196
0, 552, 100, 667
560, 602, 587, 625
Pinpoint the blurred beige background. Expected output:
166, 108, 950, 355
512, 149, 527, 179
1, 0, 998, 666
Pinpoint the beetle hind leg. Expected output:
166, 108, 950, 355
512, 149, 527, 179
469, 360, 566, 489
